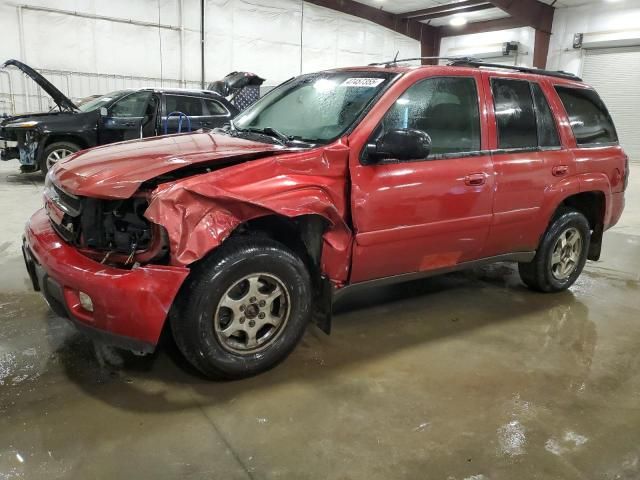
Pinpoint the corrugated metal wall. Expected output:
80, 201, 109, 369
0, 0, 420, 115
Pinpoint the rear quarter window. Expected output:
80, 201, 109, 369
555, 86, 618, 146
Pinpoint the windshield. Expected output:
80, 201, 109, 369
233, 71, 395, 144
77, 90, 132, 112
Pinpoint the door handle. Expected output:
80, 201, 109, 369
552, 165, 569, 176
464, 173, 486, 186
125, 122, 136, 127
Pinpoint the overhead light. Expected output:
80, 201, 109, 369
450, 16, 468, 27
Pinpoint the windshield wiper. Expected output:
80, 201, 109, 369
241, 126, 292, 146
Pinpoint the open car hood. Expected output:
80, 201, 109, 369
2, 59, 77, 112
51, 132, 290, 199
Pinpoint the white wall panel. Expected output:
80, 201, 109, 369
22, 10, 96, 72
547, 1, 640, 76
0, 0, 419, 114
440, 27, 535, 67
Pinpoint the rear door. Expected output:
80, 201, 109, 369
349, 72, 495, 282
482, 73, 572, 257
202, 97, 233, 129
162, 94, 206, 134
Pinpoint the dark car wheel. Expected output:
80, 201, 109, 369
171, 236, 312, 379
519, 208, 591, 292
40, 141, 79, 174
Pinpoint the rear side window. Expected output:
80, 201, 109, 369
491, 78, 537, 149
531, 83, 560, 148
165, 95, 204, 116
204, 98, 228, 115
555, 86, 618, 145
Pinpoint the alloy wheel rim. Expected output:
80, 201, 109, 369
46, 148, 73, 169
550, 227, 582, 280
214, 273, 291, 354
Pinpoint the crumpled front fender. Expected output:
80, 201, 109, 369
145, 142, 353, 283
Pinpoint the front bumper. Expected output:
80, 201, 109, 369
23, 209, 190, 353
0, 140, 19, 161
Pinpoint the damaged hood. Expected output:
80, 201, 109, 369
51, 132, 291, 198
2, 59, 78, 112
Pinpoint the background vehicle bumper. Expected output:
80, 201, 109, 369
0, 140, 19, 161
23, 209, 190, 352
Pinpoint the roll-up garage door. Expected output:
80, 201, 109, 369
582, 46, 640, 163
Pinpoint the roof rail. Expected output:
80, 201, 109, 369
448, 59, 582, 81
368, 56, 479, 67
367, 56, 582, 82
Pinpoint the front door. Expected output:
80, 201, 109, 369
99, 90, 156, 144
349, 73, 495, 283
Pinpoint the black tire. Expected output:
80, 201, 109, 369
171, 236, 312, 379
40, 141, 80, 175
518, 208, 591, 293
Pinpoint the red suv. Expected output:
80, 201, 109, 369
23, 60, 628, 379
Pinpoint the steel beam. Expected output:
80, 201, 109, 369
440, 16, 528, 37
403, 1, 492, 21
411, 4, 493, 22
487, 0, 554, 33
304, 0, 436, 42
533, 29, 551, 69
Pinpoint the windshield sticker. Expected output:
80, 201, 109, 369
341, 78, 385, 88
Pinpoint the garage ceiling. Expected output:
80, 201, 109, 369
355, 0, 609, 25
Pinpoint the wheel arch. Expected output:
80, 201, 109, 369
36, 134, 88, 167
553, 190, 607, 260
189, 212, 335, 334
43, 133, 88, 150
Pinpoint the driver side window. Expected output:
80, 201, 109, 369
374, 77, 481, 158
110, 91, 153, 118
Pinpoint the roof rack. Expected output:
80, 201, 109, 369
448, 59, 582, 81
368, 56, 477, 67
367, 56, 582, 82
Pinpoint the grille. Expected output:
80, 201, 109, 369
52, 183, 82, 216
49, 216, 76, 243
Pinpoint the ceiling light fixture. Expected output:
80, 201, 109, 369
449, 16, 468, 27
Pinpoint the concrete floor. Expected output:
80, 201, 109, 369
1, 161, 639, 480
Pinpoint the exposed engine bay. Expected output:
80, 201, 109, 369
45, 177, 167, 266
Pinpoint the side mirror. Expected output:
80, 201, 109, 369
366, 129, 431, 163
99, 107, 108, 117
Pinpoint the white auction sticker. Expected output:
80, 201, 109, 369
341, 78, 385, 88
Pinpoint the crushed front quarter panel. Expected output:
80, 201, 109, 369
145, 140, 353, 283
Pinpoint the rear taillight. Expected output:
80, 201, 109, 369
623, 155, 630, 191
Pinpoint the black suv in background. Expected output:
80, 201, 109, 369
0, 60, 238, 173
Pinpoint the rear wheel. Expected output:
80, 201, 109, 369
519, 208, 590, 292
40, 141, 79, 174
171, 236, 312, 379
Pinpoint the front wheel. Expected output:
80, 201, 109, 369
40, 141, 79, 174
518, 208, 591, 292
171, 236, 312, 379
